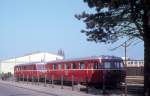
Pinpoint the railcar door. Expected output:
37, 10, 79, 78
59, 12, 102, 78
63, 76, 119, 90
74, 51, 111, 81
90, 61, 103, 84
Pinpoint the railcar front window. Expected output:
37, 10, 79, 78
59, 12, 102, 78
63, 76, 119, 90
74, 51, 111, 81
120, 62, 124, 68
116, 62, 120, 68
104, 62, 111, 69
104, 61, 124, 69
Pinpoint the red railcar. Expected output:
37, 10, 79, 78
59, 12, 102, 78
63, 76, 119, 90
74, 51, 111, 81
14, 62, 46, 81
14, 56, 125, 87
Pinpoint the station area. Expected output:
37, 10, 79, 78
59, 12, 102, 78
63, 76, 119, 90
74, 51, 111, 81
0, 52, 144, 96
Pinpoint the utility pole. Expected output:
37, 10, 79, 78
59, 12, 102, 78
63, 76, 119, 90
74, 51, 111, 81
110, 40, 131, 96
110, 38, 141, 96
122, 41, 131, 96
124, 41, 128, 96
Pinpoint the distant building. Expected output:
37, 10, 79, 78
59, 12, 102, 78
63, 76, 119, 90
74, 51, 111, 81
0, 52, 64, 74
122, 57, 144, 76
122, 57, 144, 67
126, 60, 144, 67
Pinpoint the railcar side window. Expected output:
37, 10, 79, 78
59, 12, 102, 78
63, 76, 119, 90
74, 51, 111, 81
98, 64, 104, 69
88, 64, 92, 69
52, 64, 54, 70
15, 67, 18, 71
33, 66, 36, 70
64, 64, 70, 69
80, 62, 85, 69
43, 65, 46, 70
72, 63, 77, 69
53, 64, 57, 70
47, 65, 50, 70
67, 64, 70, 69
58, 64, 62, 70
94, 63, 98, 69
35, 65, 46, 70
64, 64, 67, 69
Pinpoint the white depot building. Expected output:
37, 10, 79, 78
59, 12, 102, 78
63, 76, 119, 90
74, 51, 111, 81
0, 52, 64, 74
122, 57, 144, 67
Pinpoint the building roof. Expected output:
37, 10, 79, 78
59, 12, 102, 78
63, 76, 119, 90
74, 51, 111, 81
0, 51, 63, 62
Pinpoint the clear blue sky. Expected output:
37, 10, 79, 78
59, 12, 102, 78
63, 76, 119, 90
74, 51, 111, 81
0, 0, 144, 59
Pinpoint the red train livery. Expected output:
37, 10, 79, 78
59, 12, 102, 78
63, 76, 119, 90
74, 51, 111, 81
14, 56, 125, 87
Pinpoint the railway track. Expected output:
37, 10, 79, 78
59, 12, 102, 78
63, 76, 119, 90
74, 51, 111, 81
122, 76, 144, 95
126, 76, 144, 84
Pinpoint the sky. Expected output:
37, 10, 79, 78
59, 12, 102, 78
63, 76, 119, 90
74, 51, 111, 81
0, 0, 144, 60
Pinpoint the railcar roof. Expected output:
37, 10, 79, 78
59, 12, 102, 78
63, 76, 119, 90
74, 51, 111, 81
15, 55, 122, 66
47, 55, 122, 64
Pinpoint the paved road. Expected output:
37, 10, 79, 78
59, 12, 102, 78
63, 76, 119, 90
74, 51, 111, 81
0, 83, 56, 96
0, 80, 142, 96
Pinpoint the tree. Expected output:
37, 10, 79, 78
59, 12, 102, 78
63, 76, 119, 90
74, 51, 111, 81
75, 0, 150, 95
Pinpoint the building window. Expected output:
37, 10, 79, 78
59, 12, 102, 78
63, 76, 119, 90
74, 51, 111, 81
134, 61, 137, 64
128, 62, 130, 64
